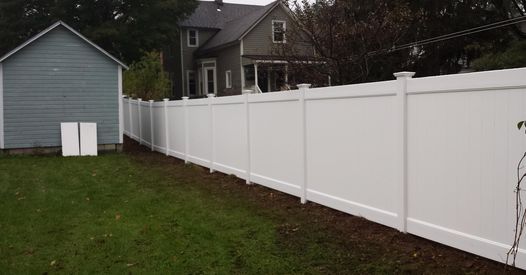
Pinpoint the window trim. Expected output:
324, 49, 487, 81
272, 20, 286, 44
225, 70, 232, 88
187, 29, 199, 47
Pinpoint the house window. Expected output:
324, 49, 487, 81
225, 70, 232, 88
187, 71, 196, 96
187, 29, 198, 47
272, 20, 286, 43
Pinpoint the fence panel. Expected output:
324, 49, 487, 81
406, 70, 526, 267
305, 82, 400, 229
248, 93, 302, 197
187, 99, 212, 168
139, 101, 151, 146
122, 67, 526, 269
212, 96, 247, 178
167, 103, 186, 159
152, 104, 166, 152
130, 100, 140, 141
123, 98, 130, 135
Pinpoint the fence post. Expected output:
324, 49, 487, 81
149, 100, 154, 151
297, 83, 311, 204
244, 93, 252, 185
163, 98, 170, 156
183, 97, 190, 164
208, 94, 216, 173
394, 71, 415, 233
137, 98, 143, 145
128, 96, 133, 139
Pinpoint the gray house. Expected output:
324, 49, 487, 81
163, 0, 314, 99
0, 21, 127, 151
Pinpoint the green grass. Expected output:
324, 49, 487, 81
0, 152, 511, 274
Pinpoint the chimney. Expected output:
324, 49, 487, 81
215, 0, 223, 11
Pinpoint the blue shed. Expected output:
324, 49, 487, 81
0, 21, 128, 151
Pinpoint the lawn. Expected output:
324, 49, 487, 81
0, 140, 520, 274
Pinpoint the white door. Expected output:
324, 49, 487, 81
204, 67, 216, 95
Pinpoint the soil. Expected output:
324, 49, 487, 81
123, 136, 525, 274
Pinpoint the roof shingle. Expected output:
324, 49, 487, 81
180, 1, 262, 29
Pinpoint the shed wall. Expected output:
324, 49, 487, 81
2, 26, 119, 149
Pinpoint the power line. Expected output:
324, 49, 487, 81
367, 15, 526, 56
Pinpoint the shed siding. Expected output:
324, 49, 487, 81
2, 26, 119, 149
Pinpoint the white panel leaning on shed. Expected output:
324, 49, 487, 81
61, 123, 80, 157
80, 123, 98, 156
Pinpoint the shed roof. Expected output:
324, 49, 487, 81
0, 21, 128, 69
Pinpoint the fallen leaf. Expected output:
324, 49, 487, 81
86, 197, 90, 201
50, 260, 56, 266
127, 263, 137, 267
115, 214, 121, 221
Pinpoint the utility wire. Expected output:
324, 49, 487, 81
367, 15, 526, 56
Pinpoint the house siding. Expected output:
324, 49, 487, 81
216, 44, 241, 96
2, 26, 119, 149
243, 5, 313, 57
181, 27, 216, 96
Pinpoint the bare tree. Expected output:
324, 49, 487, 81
273, 0, 414, 87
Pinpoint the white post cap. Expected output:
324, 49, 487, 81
207, 94, 216, 98
163, 98, 170, 102
149, 99, 154, 103
393, 71, 415, 78
182, 96, 190, 100
297, 84, 312, 89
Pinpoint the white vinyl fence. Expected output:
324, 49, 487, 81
123, 68, 526, 269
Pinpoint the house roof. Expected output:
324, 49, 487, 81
0, 21, 128, 69
180, 1, 262, 29
198, 1, 280, 53
180, 0, 287, 54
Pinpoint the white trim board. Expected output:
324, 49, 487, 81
118, 65, 124, 144
0, 63, 3, 149
0, 21, 128, 69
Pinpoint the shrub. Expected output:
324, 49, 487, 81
124, 51, 170, 100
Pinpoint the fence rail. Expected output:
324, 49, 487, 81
123, 68, 526, 269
